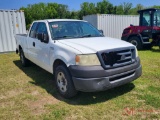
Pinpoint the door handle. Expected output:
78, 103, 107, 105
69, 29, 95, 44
33, 42, 35, 47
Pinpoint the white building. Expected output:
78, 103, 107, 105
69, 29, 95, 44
0, 10, 26, 53
83, 14, 139, 39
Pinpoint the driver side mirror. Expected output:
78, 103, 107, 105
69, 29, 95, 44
37, 33, 49, 43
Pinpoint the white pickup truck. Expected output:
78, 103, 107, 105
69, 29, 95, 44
15, 19, 142, 98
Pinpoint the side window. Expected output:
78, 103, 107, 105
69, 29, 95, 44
36, 22, 49, 42
142, 11, 151, 26
29, 22, 38, 38
36, 22, 48, 35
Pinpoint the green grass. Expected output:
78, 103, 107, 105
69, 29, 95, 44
0, 47, 160, 120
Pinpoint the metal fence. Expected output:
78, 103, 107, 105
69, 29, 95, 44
83, 14, 139, 39
0, 10, 26, 53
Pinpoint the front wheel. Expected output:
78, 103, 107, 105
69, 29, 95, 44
55, 65, 77, 98
129, 37, 143, 50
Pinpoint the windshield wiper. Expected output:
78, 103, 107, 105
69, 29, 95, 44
54, 35, 77, 40
81, 34, 92, 38
54, 34, 102, 40
81, 34, 103, 38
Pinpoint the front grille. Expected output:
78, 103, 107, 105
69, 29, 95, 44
100, 47, 136, 69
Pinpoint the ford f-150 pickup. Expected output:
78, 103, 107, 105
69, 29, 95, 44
15, 19, 142, 98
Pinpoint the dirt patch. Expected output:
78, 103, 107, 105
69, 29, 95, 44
24, 95, 59, 115
0, 101, 15, 108
0, 89, 23, 100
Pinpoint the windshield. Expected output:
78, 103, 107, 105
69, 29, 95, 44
154, 10, 160, 27
49, 21, 103, 40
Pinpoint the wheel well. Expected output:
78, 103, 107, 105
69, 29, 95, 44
53, 59, 67, 74
128, 35, 142, 43
128, 35, 140, 41
19, 45, 22, 50
17, 45, 22, 54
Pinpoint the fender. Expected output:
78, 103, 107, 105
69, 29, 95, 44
127, 33, 143, 44
50, 51, 76, 74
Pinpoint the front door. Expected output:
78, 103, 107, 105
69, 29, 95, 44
141, 11, 153, 43
35, 22, 51, 71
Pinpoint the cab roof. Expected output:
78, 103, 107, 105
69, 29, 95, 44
138, 8, 160, 13
33, 19, 87, 23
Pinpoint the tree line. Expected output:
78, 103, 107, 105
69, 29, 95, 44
20, 0, 160, 29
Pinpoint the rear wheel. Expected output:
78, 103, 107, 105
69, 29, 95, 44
19, 49, 30, 67
129, 37, 143, 50
55, 65, 77, 98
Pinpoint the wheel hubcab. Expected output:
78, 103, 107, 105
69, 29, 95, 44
57, 72, 67, 92
131, 40, 138, 47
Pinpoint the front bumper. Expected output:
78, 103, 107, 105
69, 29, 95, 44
69, 57, 142, 92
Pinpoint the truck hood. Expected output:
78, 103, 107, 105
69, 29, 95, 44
58, 37, 134, 54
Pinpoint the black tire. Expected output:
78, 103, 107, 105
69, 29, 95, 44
144, 44, 152, 50
19, 49, 30, 67
129, 37, 143, 50
55, 65, 77, 98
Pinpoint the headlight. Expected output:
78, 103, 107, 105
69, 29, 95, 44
135, 47, 138, 57
75, 54, 100, 66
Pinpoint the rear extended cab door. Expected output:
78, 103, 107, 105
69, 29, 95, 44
27, 22, 39, 64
